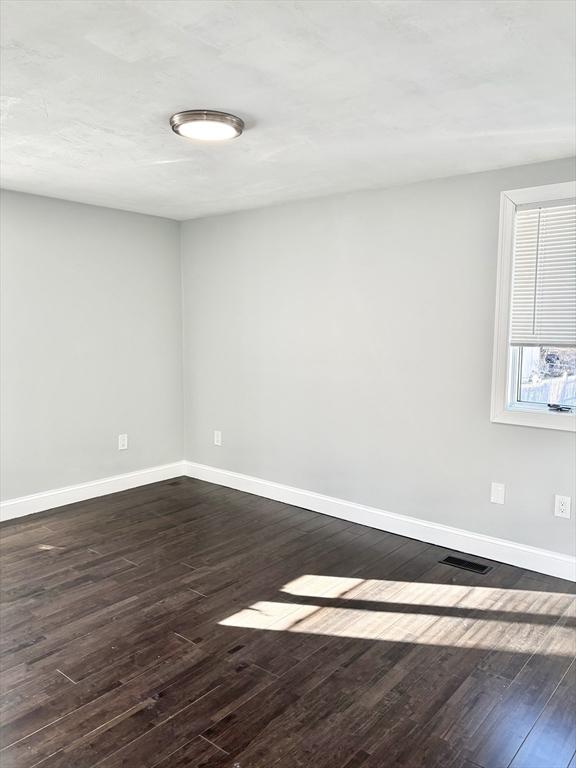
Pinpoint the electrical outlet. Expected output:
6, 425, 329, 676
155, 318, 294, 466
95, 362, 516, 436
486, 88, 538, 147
118, 433, 128, 450
214, 430, 222, 446
554, 495, 571, 519
490, 482, 505, 504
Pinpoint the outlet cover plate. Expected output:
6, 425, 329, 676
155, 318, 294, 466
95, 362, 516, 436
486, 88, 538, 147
490, 482, 505, 505
554, 494, 571, 519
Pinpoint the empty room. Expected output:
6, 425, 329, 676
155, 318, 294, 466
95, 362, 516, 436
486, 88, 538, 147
0, 1, 575, 766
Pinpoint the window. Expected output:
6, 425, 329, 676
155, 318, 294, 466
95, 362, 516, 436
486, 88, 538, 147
491, 182, 576, 431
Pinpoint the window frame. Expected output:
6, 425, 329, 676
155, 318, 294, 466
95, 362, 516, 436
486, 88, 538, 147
490, 181, 576, 432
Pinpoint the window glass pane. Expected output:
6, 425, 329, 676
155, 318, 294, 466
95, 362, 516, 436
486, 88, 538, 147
518, 347, 576, 406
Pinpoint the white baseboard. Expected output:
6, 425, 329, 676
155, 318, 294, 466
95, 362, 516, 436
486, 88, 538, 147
0, 461, 187, 522
184, 461, 576, 582
2, 459, 573, 582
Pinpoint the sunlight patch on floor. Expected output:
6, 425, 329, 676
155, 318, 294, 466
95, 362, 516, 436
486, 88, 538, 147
218, 599, 574, 653
218, 575, 575, 655
280, 574, 573, 612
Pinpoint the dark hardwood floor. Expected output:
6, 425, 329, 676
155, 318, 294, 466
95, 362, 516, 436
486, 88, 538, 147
0, 477, 574, 768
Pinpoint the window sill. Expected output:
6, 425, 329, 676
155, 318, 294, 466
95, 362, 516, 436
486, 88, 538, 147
491, 404, 576, 431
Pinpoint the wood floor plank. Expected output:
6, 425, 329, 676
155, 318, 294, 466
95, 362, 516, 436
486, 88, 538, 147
153, 735, 227, 767
0, 477, 574, 767
461, 609, 575, 768
508, 660, 576, 768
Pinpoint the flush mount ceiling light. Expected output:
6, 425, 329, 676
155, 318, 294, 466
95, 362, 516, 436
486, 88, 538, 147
169, 110, 244, 141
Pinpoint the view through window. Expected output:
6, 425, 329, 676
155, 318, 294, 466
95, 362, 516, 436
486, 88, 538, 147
517, 346, 576, 407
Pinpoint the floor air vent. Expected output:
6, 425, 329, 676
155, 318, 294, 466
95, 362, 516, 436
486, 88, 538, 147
439, 555, 492, 574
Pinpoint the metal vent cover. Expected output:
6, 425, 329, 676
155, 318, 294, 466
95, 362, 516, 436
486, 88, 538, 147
439, 555, 493, 574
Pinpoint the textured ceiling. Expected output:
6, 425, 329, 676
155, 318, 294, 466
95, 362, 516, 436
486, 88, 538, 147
1, 0, 575, 220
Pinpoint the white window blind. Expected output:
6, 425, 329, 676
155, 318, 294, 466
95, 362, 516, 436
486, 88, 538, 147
510, 201, 576, 347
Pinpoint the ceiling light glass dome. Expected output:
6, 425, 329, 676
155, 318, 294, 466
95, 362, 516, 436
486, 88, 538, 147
170, 110, 244, 141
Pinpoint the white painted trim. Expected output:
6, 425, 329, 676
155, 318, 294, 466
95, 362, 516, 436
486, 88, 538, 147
184, 461, 576, 582
490, 183, 576, 432
503, 180, 576, 206
2, 459, 573, 581
491, 192, 517, 425
0, 461, 187, 522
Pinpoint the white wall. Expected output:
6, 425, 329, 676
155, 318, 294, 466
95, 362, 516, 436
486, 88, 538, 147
1, 191, 183, 499
2, 160, 575, 561
181, 157, 576, 557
